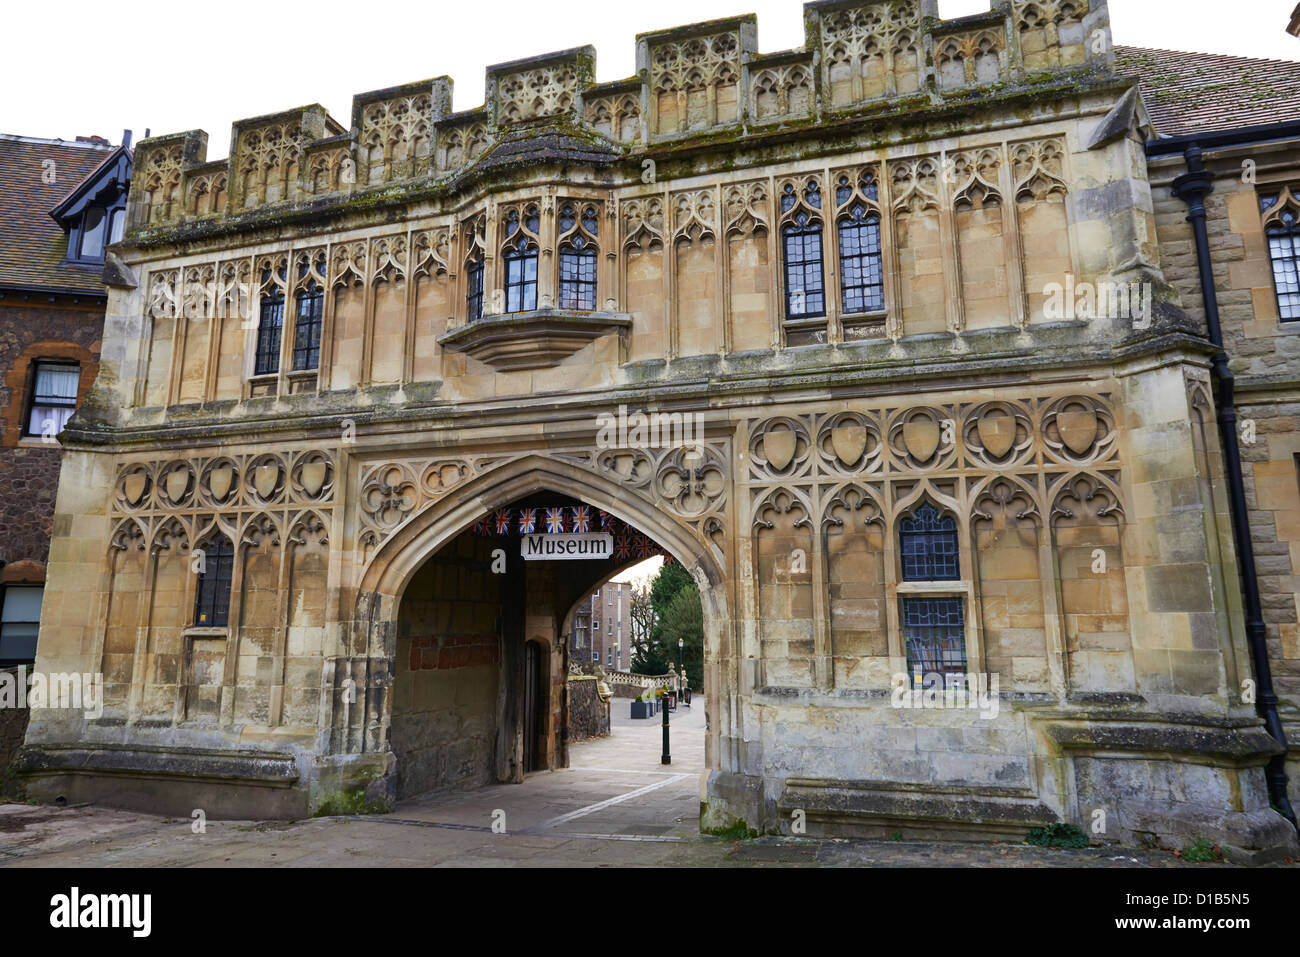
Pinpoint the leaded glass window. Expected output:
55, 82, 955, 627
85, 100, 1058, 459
1266, 204, 1300, 321
838, 203, 884, 314
902, 596, 967, 676
193, 535, 235, 628
254, 276, 284, 376
899, 503, 960, 581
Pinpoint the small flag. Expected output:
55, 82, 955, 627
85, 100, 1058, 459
614, 534, 632, 560
493, 508, 513, 535
518, 507, 538, 534
571, 505, 592, 533
544, 507, 567, 534
472, 516, 489, 536
599, 510, 613, 530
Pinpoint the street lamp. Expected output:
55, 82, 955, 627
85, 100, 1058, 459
678, 637, 684, 670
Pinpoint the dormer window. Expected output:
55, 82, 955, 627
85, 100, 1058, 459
72, 205, 124, 263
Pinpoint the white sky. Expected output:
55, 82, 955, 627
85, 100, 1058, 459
4, 0, 1296, 154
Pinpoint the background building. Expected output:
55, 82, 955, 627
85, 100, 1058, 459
569, 582, 634, 671
0, 131, 131, 789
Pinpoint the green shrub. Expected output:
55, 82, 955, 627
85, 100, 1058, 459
1179, 838, 1224, 863
1026, 822, 1089, 848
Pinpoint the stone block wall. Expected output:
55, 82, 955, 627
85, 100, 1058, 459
566, 676, 609, 742
1151, 150, 1300, 782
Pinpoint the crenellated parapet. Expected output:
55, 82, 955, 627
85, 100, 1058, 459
126, 0, 1114, 235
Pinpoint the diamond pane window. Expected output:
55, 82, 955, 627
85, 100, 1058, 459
1268, 209, 1300, 321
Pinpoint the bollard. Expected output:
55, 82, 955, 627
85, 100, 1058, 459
661, 691, 671, 765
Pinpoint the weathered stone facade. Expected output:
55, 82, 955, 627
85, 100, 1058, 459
17, 0, 1298, 861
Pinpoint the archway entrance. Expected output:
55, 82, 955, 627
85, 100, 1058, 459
386, 484, 694, 801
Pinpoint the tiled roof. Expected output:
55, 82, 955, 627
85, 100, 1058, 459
0, 135, 117, 293
1117, 46, 1300, 138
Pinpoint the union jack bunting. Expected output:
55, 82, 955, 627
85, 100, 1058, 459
614, 529, 633, 560
598, 510, 613, 530
493, 508, 513, 535
634, 532, 653, 557
472, 516, 489, 536
544, 507, 567, 534
570, 505, 592, 533
518, 507, 538, 534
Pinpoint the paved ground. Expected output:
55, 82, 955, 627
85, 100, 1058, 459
0, 699, 1279, 867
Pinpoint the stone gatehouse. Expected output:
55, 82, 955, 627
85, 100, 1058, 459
16, 0, 1300, 862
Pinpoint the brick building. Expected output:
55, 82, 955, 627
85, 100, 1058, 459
0, 131, 131, 786
569, 581, 634, 671
16, 0, 1300, 861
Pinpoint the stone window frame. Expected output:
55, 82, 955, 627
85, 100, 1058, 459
777, 175, 828, 324
1261, 186, 1300, 323
893, 499, 972, 679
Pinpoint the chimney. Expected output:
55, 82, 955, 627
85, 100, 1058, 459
1290, 3, 1300, 37
122, 129, 132, 149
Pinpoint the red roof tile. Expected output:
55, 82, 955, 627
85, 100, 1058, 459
1117, 46, 1300, 138
0, 135, 117, 293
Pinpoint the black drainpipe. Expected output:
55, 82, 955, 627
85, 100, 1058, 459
1172, 144, 1296, 827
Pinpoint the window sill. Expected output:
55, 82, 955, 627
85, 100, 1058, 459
783, 315, 828, 330
184, 627, 229, 639
14, 436, 62, 449
895, 581, 972, 595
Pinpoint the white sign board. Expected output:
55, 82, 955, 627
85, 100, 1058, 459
520, 533, 614, 561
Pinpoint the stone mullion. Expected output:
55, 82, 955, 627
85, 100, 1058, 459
880, 161, 905, 341
359, 239, 377, 387
401, 225, 417, 385
603, 198, 618, 312
821, 165, 842, 344
882, 476, 904, 664
276, 243, 296, 397
485, 200, 500, 315
221, 515, 250, 727
270, 533, 291, 728
665, 187, 678, 358
767, 173, 782, 349
1032, 464, 1069, 700
165, 284, 187, 407
203, 260, 223, 404
539, 189, 558, 309
717, 183, 731, 354
939, 149, 965, 334
998, 142, 1029, 328
955, 475, 984, 676
809, 479, 833, 690
318, 241, 337, 392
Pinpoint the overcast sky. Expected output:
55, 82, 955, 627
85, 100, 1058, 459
4, 0, 1297, 154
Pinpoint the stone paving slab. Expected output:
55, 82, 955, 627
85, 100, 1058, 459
0, 702, 1284, 867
